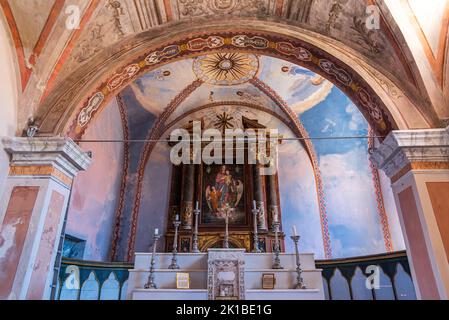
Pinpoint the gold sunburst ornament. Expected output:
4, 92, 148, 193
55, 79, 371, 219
193, 53, 259, 85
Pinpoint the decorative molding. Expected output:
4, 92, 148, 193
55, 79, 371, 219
371, 128, 449, 181
391, 162, 449, 183
2, 137, 92, 179
281, 0, 314, 23
368, 127, 393, 252
173, 0, 277, 19
127, 0, 167, 31
9, 165, 72, 188
110, 94, 131, 261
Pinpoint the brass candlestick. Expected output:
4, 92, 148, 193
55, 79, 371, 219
272, 219, 283, 269
168, 219, 181, 269
291, 235, 306, 289
224, 210, 230, 249
144, 232, 160, 289
252, 200, 261, 253
192, 201, 200, 253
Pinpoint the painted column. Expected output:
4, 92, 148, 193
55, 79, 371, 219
253, 163, 267, 230
371, 127, 449, 300
0, 137, 91, 300
181, 164, 195, 230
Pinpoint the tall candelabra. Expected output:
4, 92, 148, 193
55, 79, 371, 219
272, 218, 283, 269
144, 231, 160, 289
168, 218, 181, 269
192, 201, 200, 253
252, 201, 261, 253
291, 234, 306, 289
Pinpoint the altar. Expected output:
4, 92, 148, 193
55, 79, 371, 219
125, 116, 324, 300
126, 249, 324, 300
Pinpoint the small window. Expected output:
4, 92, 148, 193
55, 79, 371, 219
62, 234, 86, 259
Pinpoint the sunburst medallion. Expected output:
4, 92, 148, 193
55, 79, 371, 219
193, 52, 259, 85
214, 112, 235, 131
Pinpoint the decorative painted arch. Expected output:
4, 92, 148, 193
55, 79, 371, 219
66, 31, 396, 138
36, 26, 430, 141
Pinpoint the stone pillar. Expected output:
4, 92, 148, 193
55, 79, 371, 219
0, 137, 91, 300
253, 164, 267, 230
267, 173, 279, 231
371, 128, 449, 300
181, 164, 195, 230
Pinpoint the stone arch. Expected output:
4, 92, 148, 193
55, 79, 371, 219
34, 19, 434, 141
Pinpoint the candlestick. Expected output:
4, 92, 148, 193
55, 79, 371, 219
224, 210, 230, 249
252, 200, 261, 253
192, 201, 200, 253
168, 220, 181, 269
272, 220, 283, 269
291, 235, 306, 289
144, 233, 160, 289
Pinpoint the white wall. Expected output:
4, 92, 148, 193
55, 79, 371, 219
0, 17, 19, 196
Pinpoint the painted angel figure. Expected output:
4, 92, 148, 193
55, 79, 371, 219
205, 165, 244, 217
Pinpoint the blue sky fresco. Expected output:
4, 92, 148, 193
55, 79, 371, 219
300, 87, 389, 258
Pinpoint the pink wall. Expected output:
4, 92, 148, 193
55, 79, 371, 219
26, 191, 64, 299
0, 186, 39, 299
427, 182, 449, 262
66, 99, 124, 261
398, 187, 439, 299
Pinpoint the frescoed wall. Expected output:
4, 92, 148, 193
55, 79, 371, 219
63, 54, 406, 262
299, 88, 405, 257
66, 99, 124, 261
0, 20, 18, 196
278, 141, 325, 257
134, 143, 172, 253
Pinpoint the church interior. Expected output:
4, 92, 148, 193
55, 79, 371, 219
0, 0, 448, 301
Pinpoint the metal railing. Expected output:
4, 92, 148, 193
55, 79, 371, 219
55, 251, 415, 300
316, 251, 416, 300
56, 258, 132, 300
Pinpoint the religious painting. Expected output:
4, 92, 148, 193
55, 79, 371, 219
202, 164, 246, 225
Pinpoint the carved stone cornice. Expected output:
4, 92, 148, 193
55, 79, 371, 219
370, 127, 449, 179
2, 136, 92, 178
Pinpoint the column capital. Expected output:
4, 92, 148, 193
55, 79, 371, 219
370, 128, 449, 180
2, 136, 92, 179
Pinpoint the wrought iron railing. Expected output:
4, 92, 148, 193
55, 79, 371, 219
316, 251, 416, 300
55, 251, 416, 300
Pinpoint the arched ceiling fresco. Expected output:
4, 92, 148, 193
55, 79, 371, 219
124, 54, 333, 126
1, 0, 447, 136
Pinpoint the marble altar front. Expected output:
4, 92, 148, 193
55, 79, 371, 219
126, 249, 324, 300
